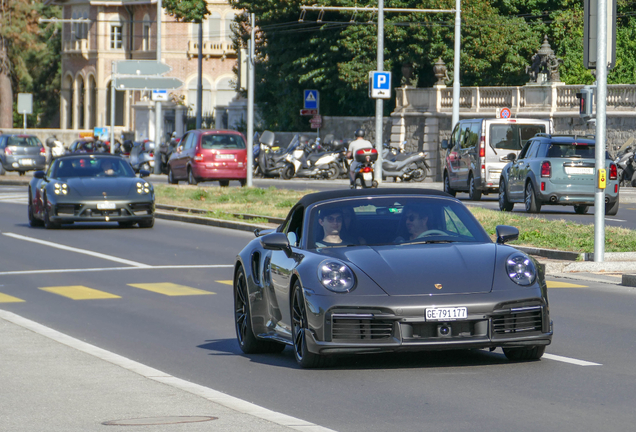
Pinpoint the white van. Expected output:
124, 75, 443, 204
441, 118, 552, 200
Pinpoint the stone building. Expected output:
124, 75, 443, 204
48, 0, 244, 140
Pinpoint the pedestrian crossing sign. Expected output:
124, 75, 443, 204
304, 90, 319, 110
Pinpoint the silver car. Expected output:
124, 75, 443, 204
0, 134, 47, 176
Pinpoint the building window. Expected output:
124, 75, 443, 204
110, 24, 123, 49
143, 24, 151, 51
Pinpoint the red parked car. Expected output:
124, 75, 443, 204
167, 130, 247, 186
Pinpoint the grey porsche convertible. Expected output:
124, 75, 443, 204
234, 188, 553, 368
28, 154, 155, 229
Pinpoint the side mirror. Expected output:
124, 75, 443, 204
139, 169, 150, 178
496, 225, 519, 244
441, 139, 449, 150
506, 153, 516, 162
33, 170, 46, 179
260, 232, 292, 257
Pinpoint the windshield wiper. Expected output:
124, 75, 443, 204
401, 240, 458, 245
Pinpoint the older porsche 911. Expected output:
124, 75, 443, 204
233, 188, 552, 368
28, 154, 155, 229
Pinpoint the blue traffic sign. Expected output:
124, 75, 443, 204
304, 90, 319, 110
369, 71, 392, 99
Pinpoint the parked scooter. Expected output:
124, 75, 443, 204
614, 138, 636, 187
128, 141, 155, 173
282, 137, 341, 180
351, 147, 379, 188
382, 141, 429, 182
157, 135, 179, 175
256, 131, 296, 178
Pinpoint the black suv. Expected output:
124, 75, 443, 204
498, 134, 620, 215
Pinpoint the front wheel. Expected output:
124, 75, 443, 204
291, 282, 330, 368
43, 205, 59, 230
503, 345, 546, 361
28, 191, 43, 227
219, 180, 230, 187
326, 163, 340, 180
443, 173, 456, 197
168, 168, 178, 185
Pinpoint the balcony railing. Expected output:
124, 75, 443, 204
187, 40, 236, 59
396, 84, 636, 114
63, 38, 90, 58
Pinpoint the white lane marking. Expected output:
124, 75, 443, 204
0, 310, 336, 432
0, 194, 27, 200
2, 233, 151, 268
605, 218, 626, 222
0, 264, 233, 276
543, 353, 602, 366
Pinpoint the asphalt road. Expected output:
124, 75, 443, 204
2, 192, 636, 431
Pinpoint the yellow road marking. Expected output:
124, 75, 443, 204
546, 281, 588, 288
127, 283, 215, 296
626, 208, 636, 211
216, 280, 233, 286
40, 285, 121, 300
0, 293, 25, 303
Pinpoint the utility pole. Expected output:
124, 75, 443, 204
594, 0, 608, 262
196, 21, 203, 129
451, 0, 461, 130
374, 0, 384, 184
246, 13, 255, 187
154, 0, 163, 174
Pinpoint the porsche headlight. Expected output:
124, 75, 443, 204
318, 260, 356, 293
136, 182, 151, 194
506, 253, 536, 286
54, 183, 68, 195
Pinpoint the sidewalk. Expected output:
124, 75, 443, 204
0, 310, 333, 432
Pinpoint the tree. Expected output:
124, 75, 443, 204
0, 0, 47, 128
164, 0, 210, 129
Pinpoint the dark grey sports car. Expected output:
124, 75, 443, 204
234, 188, 552, 368
29, 154, 155, 229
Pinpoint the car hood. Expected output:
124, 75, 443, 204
324, 243, 498, 296
65, 177, 138, 198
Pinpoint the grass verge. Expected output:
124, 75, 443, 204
154, 184, 636, 253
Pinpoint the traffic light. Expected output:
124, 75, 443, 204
576, 86, 594, 118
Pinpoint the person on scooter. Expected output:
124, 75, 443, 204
347, 129, 373, 188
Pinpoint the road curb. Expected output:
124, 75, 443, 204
155, 210, 276, 233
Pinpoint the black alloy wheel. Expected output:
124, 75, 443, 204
281, 164, 294, 180
187, 167, 198, 185
168, 168, 178, 185
444, 173, 456, 197
498, 179, 514, 212
291, 282, 330, 368
524, 182, 542, 213
468, 174, 482, 201
234, 267, 285, 354
503, 345, 546, 361
219, 180, 230, 187
606, 198, 620, 216
43, 204, 59, 230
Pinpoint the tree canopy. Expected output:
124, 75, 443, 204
230, 0, 636, 131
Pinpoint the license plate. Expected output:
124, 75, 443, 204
426, 307, 467, 321
97, 202, 116, 210
20, 159, 33, 166
565, 167, 594, 175
363, 172, 372, 181
217, 154, 235, 160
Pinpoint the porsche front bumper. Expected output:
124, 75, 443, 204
303, 288, 552, 355
48, 200, 155, 223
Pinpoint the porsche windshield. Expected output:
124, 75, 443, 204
307, 196, 490, 249
50, 157, 135, 178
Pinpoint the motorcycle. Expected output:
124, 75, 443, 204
256, 131, 296, 178
282, 138, 341, 180
157, 138, 179, 175
351, 147, 379, 189
45, 136, 66, 161
614, 137, 636, 187
382, 141, 429, 182
128, 140, 155, 173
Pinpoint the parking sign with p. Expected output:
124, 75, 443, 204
369, 71, 391, 99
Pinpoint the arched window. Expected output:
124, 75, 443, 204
215, 77, 237, 108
